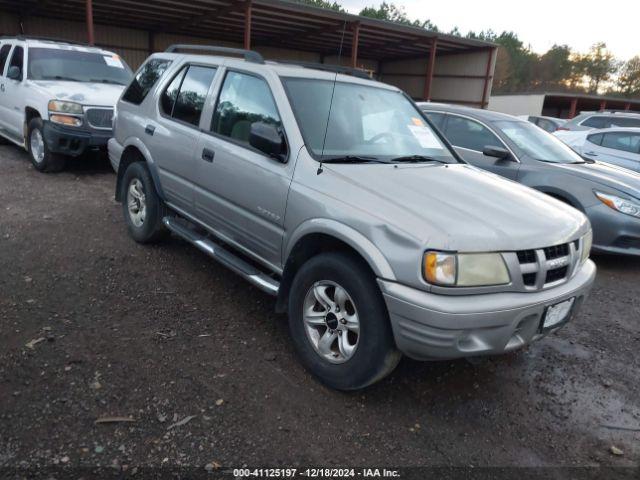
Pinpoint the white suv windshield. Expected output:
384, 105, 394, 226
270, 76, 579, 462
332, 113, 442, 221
495, 120, 584, 164
27, 48, 132, 85
282, 77, 456, 163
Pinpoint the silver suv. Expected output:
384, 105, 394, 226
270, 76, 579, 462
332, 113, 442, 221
109, 45, 596, 390
561, 111, 640, 131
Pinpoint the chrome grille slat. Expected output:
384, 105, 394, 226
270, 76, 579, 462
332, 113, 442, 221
514, 241, 579, 291
85, 107, 114, 130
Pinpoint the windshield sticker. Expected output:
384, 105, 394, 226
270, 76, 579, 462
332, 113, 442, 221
411, 117, 425, 126
103, 55, 124, 69
407, 125, 441, 149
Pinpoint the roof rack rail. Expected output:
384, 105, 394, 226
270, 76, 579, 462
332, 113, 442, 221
279, 61, 371, 79
165, 44, 265, 64
2, 35, 91, 47
599, 109, 638, 114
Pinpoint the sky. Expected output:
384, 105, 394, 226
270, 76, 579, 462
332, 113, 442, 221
340, 0, 639, 60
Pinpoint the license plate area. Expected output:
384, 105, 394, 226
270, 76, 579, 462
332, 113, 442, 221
540, 298, 575, 332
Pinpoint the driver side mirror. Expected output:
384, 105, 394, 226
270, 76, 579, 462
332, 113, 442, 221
7, 66, 21, 81
483, 145, 514, 161
249, 122, 286, 162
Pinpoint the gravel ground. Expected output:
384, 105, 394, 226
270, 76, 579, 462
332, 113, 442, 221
0, 144, 639, 474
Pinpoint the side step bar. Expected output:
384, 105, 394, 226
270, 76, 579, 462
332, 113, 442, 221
163, 217, 279, 296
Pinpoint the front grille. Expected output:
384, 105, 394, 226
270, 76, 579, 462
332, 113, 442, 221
545, 266, 568, 284
517, 250, 536, 264
543, 244, 569, 260
515, 242, 576, 290
85, 108, 113, 129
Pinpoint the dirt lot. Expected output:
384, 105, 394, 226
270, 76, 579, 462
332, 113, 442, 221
0, 144, 639, 473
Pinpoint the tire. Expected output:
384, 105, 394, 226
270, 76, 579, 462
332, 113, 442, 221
121, 161, 168, 243
288, 252, 401, 390
26, 117, 66, 172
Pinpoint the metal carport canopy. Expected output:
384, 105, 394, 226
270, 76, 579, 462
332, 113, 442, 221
1, 0, 494, 60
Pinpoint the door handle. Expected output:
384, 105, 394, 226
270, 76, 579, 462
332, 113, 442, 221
584, 151, 597, 156
144, 124, 155, 136
201, 148, 215, 163
0, 84, 4, 92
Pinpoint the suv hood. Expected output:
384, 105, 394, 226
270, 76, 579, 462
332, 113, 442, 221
555, 161, 640, 199
30, 80, 125, 107
327, 163, 589, 252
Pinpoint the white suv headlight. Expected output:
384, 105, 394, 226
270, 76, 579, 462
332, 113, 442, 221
423, 251, 510, 287
48, 100, 83, 114
595, 191, 640, 219
48, 100, 84, 127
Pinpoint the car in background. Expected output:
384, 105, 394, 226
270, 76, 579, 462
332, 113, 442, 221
420, 103, 640, 256
0, 36, 133, 172
559, 111, 640, 131
555, 127, 640, 172
520, 115, 566, 133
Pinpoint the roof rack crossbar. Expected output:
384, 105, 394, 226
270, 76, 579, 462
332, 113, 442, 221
1, 35, 92, 47
165, 44, 264, 64
278, 61, 371, 79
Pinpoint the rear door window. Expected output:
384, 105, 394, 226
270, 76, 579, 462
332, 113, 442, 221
122, 58, 171, 105
609, 117, 640, 128
0, 44, 12, 76
444, 115, 502, 152
601, 132, 640, 154
160, 65, 217, 127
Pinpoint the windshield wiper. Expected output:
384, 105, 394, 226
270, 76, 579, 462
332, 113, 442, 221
390, 155, 448, 164
91, 78, 126, 85
320, 155, 389, 164
42, 75, 82, 82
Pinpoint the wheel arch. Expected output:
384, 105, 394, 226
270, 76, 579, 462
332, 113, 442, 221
23, 106, 43, 141
276, 221, 396, 313
115, 138, 165, 202
534, 186, 584, 213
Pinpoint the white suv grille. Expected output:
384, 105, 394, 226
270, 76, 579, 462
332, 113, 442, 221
85, 107, 114, 130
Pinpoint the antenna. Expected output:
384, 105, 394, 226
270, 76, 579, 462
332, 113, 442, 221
317, 20, 348, 175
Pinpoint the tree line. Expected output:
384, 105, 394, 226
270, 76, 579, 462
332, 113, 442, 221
297, 0, 640, 97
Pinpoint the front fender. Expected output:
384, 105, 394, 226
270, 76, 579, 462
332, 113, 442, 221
285, 218, 397, 281
117, 137, 166, 201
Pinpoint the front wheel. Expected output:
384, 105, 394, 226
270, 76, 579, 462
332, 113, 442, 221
288, 252, 401, 390
121, 162, 168, 243
27, 118, 66, 172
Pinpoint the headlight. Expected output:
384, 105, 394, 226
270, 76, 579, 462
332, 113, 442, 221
48, 100, 83, 114
423, 251, 510, 287
581, 231, 592, 265
595, 191, 640, 219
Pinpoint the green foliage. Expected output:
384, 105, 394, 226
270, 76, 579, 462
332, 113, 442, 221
616, 56, 640, 97
359, 2, 438, 30
294, 0, 345, 12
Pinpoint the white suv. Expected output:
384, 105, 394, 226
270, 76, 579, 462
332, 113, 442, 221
0, 36, 132, 172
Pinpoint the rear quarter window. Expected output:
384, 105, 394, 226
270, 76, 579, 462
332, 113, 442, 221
122, 58, 171, 105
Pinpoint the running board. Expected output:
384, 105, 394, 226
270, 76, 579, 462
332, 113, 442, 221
162, 217, 279, 296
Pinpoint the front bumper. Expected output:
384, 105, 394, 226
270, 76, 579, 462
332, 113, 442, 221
587, 203, 640, 255
107, 137, 124, 173
380, 259, 596, 361
42, 121, 112, 157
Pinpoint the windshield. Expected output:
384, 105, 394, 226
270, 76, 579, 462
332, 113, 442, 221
282, 77, 457, 163
27, 48, 132, 85
494, 120, 584, 164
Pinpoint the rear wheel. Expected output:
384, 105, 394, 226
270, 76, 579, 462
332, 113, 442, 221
288, 252, 401, 390
27, 118, 66, 172
121, 162, 168, 243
